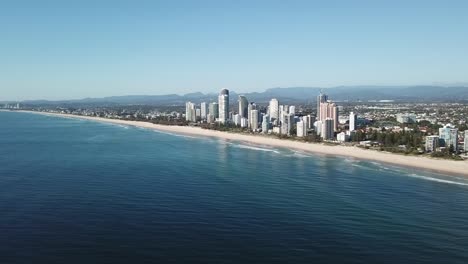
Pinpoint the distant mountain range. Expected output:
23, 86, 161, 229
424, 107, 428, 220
9, 86, 468, 106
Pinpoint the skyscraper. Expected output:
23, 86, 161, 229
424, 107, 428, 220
262, 114, 270, 133
321, 118, 334, 140
306, 115, 315, 129
319, 101, 339, 131
185, 102, 196, 122
200, 102, 208, 120
233, 114, 241, 126
439, 124, 458, 152
289, 105, 296, 116
238, 95, 248, 118
349, 112, 357, 131
247, 102, 257, 128
269, 98, 279, 122
315, 120, 323, 136
297, 120, 307, 137
281, 113, 294, 136
209, 102, 219, 120
317, 92, 328, 120
250, 109, 259, 130
218, 88, 229, 124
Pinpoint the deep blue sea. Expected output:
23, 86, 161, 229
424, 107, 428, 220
1, 111, 468, 264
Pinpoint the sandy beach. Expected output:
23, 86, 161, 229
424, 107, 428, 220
21, 111, 468, 176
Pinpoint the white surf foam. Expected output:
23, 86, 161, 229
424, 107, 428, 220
154, 130, 197, 139
231, 143, 281, 154
407, 174, 468, 187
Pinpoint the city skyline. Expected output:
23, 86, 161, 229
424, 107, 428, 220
2, 1, 468, 100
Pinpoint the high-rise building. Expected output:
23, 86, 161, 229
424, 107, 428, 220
317, 92, 328, 120
207, 113, 214, 123
262, 114, 270, 133
301, 116, 308, 135
439, 124, 458, 152
269, 99, 279, 122
464, 130, 468, 152
349, 112, 357, 131
218, 88, 229, 124
185, 102, 196, 122
233, 114, 241, 126
319, 102, 339, 131
315, 120, 323, 136
297, 120, 306, 137
240, 117, 248, 128
238, 95, 248, 118
200, 102, 208, 119
425, 135, 439, 152
209, 102, 219, 119
247, 102, 257, 128
321, 118, 334, 140
250, 109, 259, 130
281, 113, 294, 136
289, 106, 296, 116
306, 115, 315, 129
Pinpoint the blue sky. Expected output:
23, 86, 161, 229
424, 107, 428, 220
1, 0, 468, 100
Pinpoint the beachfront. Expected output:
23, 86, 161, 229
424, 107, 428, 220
24, 111, 468, 176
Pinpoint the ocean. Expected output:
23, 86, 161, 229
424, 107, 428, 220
1, 111, 468, 264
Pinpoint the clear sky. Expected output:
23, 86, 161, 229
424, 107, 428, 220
1, 0, 468, 100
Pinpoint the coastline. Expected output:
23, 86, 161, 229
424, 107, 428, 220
17, 110, 468, 176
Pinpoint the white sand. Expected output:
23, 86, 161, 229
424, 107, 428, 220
24, 111, 468, 176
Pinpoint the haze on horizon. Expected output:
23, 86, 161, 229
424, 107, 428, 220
1, 0, 468, 101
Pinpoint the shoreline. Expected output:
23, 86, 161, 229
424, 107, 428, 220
15, 110, 468, 177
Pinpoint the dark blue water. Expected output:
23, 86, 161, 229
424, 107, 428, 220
1, 111, 468, 264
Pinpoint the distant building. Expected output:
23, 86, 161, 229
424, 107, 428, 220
349, 112, 357, 131
306, 115, 315, 129
238, 95, 248, 118
233, 114, 241, 126
262, 114, 270, 133
321, 118, 334, 140
185, 102, 196, 122
200, 102, 208, 120
315, 120, 323, 136
250, 109, 259, 130
269, 98, 279, 122
316, 92, 328, 120
218, 89, 229, 124
319, 101, 338, 131
337, 132, 349, 142
425, 135, 439, 152
247, 102, 257, 128
297, 120, 307, 137
301, 116, 308, 135
396, 113, 417, 123
209, 102, 219, 119
281, 113, 294, 136
240, 117, 248, 128
289, 105, 296, 116
207, 113, 214, 123
439, 124, 458, 152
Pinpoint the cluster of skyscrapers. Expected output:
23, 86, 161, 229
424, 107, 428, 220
186, 89, 354, 140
